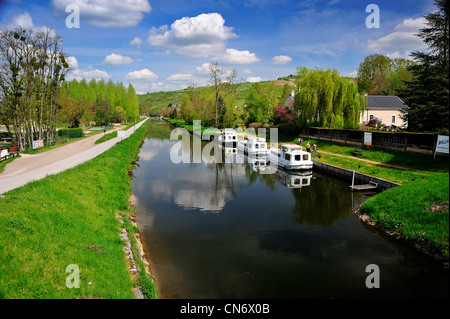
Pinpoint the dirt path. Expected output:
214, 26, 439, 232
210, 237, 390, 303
0, 119, 148, 194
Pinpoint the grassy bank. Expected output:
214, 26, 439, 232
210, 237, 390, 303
0, 120, 157, 298
359, 173, 449, 263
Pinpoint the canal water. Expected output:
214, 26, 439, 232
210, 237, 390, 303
132, 120, 449, 299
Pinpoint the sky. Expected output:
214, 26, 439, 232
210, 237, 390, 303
0, 0, 436, 94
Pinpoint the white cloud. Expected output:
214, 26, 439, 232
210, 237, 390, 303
130, 81, 183, 94
65, 56, 111, 81
5, 12, 53, 33
167, 73, 193, 81
271, 55, 292, 65
102, 53, 133, 66
367, 17, 428, 55
216, 48, 260, 65
66, 56, 79, 70
67, 65, 111, 81
126, 68, 158, 81
344, 70, 357, 78
51, 0, 151, 28
386, 51, 414, 60
196, 63, 214, 74
246, 76, 262, 83
147, 13, 237, 58
130, 37, 144, 47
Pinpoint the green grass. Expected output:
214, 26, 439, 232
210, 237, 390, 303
289, 137, 449, 173
95, 131, 118, 144
0, 120, 157, 299
360, 173, 449, 261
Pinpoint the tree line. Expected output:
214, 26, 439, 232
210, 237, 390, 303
60, 79, 140, 128
0, 27, 70, 150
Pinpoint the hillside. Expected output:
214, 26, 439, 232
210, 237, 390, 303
138, 79, 295, 116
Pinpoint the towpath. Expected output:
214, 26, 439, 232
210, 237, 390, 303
0, 118, 149, 194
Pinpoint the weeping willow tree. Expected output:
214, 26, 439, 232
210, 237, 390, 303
293, 67, 365, 130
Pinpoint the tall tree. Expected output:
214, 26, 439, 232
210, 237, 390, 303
401, 0, 449, 133
0, 27, 69, 150
294, 67, 365, 130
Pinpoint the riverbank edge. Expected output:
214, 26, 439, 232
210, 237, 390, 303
120, 120, 159, 299
354, 206, 448, 267
163, 118, 449, 266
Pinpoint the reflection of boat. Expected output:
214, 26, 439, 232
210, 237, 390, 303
237, 136, 267, 155
217, 129, 237, 147
267, 144, 313, 170
223, 146, 237, 156
247, 154, 268, 172
276, 169, 313, 189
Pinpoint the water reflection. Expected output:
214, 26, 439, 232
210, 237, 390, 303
132, 120, 449, 299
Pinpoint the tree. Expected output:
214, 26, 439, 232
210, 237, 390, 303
209, 62, 225, 127
0, 27, 69, 150
294, 67, 365, 130
401, 0, 449, 133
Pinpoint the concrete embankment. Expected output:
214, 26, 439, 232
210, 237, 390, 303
313, 160, 401, 190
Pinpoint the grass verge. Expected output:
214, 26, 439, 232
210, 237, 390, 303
0, 120, 157, 298
359, 173, 449, 264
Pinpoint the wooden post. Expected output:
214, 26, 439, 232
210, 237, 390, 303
351, 170, 355, 190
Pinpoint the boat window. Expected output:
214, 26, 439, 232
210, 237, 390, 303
285, 153, 291, 161
303, 154, 309, 161
261, 144, 265, 148
255, 144, 259, 149
294, 179, 300, 185
295, 155, 301, 161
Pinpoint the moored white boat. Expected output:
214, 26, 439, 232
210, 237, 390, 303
237, 136, 267, 155
267, 144, 313, 170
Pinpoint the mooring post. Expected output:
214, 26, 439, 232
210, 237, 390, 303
351, 170, 355, 190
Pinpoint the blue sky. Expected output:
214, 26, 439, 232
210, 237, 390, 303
0, 0, 435, 94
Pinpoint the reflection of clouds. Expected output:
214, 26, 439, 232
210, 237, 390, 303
140, 149, 160, 161
149, 164, 248, 213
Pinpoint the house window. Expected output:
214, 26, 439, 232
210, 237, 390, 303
391, 115, 396, 124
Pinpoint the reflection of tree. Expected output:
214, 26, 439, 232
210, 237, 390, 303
146, 121, 172, 140
290, 177, 352, 226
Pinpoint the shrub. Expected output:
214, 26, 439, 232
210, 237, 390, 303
58, 128, 83, 138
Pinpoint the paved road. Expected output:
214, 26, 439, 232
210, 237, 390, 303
0, 118, 149, 194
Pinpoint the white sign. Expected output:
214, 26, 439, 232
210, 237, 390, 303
32, 140, 44, 149
436, 135, 449, 154
117, 130, 126, 139
364, 132, 372, 145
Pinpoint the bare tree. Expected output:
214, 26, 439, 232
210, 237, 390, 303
208, 62, 225, 128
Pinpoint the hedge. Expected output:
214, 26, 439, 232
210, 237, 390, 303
57, 128, 83, 138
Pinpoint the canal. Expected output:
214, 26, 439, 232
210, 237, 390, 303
131, 120, 449, 299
